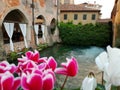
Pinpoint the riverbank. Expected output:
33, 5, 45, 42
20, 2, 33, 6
40, 44, 105, 89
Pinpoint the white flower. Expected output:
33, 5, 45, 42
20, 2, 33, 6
95, 45, 120, 90
81, 72, 97, 90
95, 51, 109, 71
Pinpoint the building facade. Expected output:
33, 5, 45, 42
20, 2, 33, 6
60, 3, 101, 25
111, 0, 120, 47
0, 0, 60, 58
60, 0, 74, 4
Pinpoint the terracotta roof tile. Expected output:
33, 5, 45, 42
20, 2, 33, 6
96, 19, 112, 23
60, 3, 101, 12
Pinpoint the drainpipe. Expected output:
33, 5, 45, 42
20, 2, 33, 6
55, 0, 61, 43
57, 0, 59, 26
56, 0, 60, 26
31, 0, 37, 46
32, 0, 34, 27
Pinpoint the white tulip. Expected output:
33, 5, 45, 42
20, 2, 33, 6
95, 51, 109, 71
95, 45, 120, 90
106, 46, 120, 62
81, 72, 97, 90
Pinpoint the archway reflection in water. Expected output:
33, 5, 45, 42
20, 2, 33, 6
40, 44, 105, 89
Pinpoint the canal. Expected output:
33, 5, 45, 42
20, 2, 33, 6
40, 44, 105, 89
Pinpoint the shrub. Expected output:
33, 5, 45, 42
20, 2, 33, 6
7, 52, 18, 64
58, 22, 112, 47
37, 43, 48, 51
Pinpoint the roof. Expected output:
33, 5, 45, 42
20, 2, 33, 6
60, 3, 101, 12
96, 18, 112, 23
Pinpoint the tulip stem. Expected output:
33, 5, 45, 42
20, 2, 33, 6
60, 75, 68, 90
102, 71, 104, 85
117, 86, 120, 90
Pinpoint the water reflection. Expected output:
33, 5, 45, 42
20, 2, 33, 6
40, 44, 105, 89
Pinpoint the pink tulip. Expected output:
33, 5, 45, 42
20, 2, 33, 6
0, 71, 21, 90
18, 50, 40, 63
25, 50, 40, 62
21, 68, 55, 90
17, 60, 38, 75
18, 50, 47, 64
21, 69, 43, 90
46, 56, 57, 71
43, 69, 56, 83
0, 61, 17, 74
43, 74, 54, 90
38, 62, 47, 71
55, 57, 79, 77
43, 69, 55, 90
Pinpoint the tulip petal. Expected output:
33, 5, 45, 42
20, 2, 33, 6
61, 62, 67, 68
38, 57, 47, 63
96, 45, 120, 88
21, 73, 29, 90
9, 64, 17, 73
67, 57, 78, 76
18, 58, 27, 63
38, 63, 47, 71
81, 76, 97, 90
33, 69, 42, 75
1, 72, 14, 90
95, 51, 109, 71
43, 69, 56, 82
12, 77, 21, 90
26, 51, 33, 60
32, 50, 39, 62
104, 58, 120, 86
67, 60, 77, 76
105, 83, 111, 90
27, 74, 42, 90
55, 67, 68, 75
47, 57, 57, 71
0, 66, 5, 73
43, 74, 54, 90
0, 61, 9, 66
107, 46, 120, 62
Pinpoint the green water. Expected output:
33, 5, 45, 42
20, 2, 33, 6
39, 44, 105, 89
40, 44, 105, 65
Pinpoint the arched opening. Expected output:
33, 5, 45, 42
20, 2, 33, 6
34, 15, 46, 45
35, 15, 45, 38
2, 9, 28, 44
50, 18, 56, 34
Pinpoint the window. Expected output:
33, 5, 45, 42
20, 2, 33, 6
38, 25, 42, 38
92, 14, 96, 20
64, 14, 67, 20
2, 23, 24, 44
12, 23, 23, 42
83, 14, 87, 20
74, 14, 78, 20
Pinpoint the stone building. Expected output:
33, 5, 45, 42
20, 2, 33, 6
0, 0, 60, 57
111, 0, 120, 47
60, 2, 102, 25
60, 0, 74, 4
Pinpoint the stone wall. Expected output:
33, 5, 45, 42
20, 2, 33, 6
111, 0, 120, 47
3, 41, 25, 53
